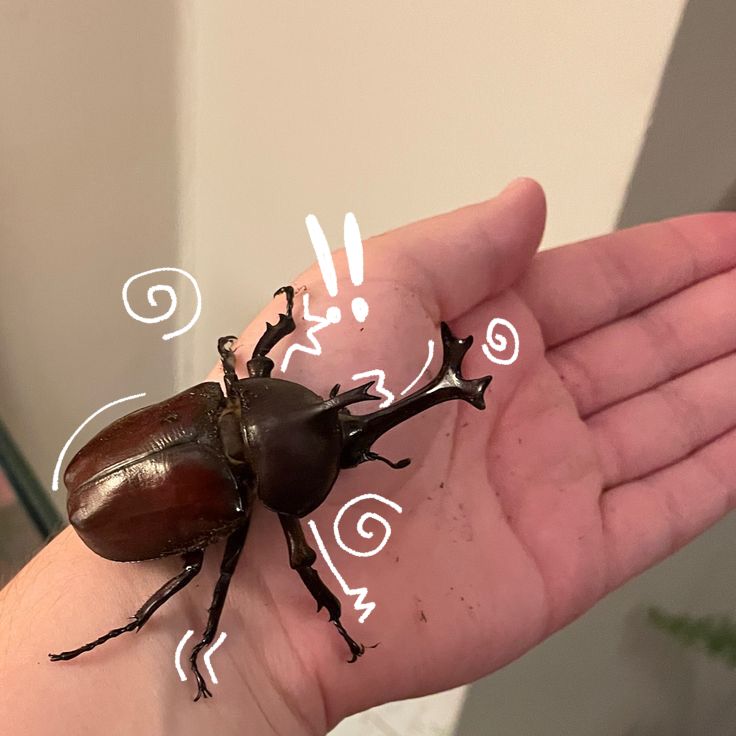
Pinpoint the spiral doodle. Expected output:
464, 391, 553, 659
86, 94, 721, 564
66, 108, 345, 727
482, 317, 520, 366
122, 267, 202, 341
333, 492, 403, 558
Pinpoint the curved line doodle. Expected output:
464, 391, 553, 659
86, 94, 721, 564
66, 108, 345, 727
203, 631, 227, 685
175, 630, 194, 682
175, 629, 227, 685
400, 339, 435, 396
52, 392, 147, 491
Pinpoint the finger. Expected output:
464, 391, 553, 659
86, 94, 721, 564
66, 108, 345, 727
517, 213, 736, 347
368, 177, 547, 321
208, 180, 546, 378
548, 266, 736, 417
588, 351, 736, 489
601, 425, 736, 591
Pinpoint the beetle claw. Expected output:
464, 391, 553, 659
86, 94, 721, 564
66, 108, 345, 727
346, 642, 366, 663
192, 671, 213, 701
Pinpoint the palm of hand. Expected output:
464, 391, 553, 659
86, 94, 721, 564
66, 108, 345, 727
225, 180, 736, 724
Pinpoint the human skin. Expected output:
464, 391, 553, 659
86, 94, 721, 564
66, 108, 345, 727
1, 179, 735, 735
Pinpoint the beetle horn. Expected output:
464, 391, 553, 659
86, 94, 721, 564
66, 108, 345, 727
338, 322, 492, 468
322, 381, 381, 411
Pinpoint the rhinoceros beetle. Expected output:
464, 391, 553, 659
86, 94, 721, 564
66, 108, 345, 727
50, 285, 492, 700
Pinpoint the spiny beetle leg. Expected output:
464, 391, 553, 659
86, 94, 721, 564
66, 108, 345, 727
339, 321, 492, 468
278, 514, 365, 662
217, 336, 239, 397
188, 523, 249, 701
247, 285, 296, 378
49, 549, 204, 661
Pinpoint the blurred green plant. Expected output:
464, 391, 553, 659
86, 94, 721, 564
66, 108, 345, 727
649, 606, 736, 667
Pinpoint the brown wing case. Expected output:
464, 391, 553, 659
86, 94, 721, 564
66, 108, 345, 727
65, 383, 245, 561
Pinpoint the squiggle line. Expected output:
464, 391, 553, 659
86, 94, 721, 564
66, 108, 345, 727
308, 520, 377, 623
52, 392, 147, 491
400, 339, 435, 396
280, 292, 340, 373
352, 369, 394, 408
308, 493, 403, 623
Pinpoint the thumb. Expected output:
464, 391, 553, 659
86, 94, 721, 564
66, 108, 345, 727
373, 177, 547, 320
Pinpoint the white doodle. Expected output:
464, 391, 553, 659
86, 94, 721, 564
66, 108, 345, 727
304, 212, 369, 324
174, 630, 194, 682
400, 339, 435, 396
51, 392, 147, 491
482, 317, 520, 365
333, 493, 403, 558
175, 629, 227, 686
122, 267, 202, 341
280, 292, 340, 373
203, 632, 227, 686
308, 520, 375, 624
281, 213, 371, 374
351, 369, 394, 408
307, 494, 403, 623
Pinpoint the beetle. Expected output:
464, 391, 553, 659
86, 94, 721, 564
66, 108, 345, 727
50, 285, 492, 700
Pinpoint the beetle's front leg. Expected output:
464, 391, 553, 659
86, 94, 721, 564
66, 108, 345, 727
188, 522, 249, 701
217, 336, 239, 397
278, 513, 365, 662
247, 285, 296, 378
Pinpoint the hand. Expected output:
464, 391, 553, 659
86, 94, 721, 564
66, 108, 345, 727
222, 179, 736, 730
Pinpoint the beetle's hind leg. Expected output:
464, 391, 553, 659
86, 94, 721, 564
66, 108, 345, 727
49, 549, 204, 661
278, 513, 366, 662
247, 285, 296, 378
188, 522, 249, 701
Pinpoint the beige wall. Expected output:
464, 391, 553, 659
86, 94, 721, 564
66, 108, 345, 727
179, 1, 686, 383
0, 1, 181, 513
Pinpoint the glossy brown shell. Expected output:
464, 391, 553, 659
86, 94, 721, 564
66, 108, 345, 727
65, 382, 246, 562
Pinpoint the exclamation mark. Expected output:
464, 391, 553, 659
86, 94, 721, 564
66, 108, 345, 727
344, 213, 369, 323
305, 212, 369, 324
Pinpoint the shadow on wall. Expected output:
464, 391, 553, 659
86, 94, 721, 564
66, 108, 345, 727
616, 0, 736, 226
0, 1, 181, 515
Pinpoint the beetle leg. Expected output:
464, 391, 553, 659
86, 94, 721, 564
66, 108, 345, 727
247, 285, 296, 378
358, 449, 411, 470
339, 322, 492, 468
278, 513, 366, 663
188, 522, 249, 701
217, 336, 240, 397
49, 549, 204, 661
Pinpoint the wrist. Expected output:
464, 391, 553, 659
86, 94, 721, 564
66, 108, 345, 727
0, 526, 330, 736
